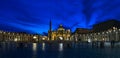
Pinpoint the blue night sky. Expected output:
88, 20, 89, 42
0, 0, 120, 34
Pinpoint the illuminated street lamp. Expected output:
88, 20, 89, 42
119, 29, 120, 31
14, 38, 18, 42
42, 38, 45, 40
102, 38, 105, 41
88, 38, 91, 43
113, 27, 116, 30
33, 36, 37, 39
33, 36, 38, 42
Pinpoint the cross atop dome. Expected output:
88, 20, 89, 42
59, 24, 63, 28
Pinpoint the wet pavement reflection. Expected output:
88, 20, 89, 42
0, 42, 120, 58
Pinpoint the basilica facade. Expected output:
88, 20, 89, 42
48, 20, 71, 41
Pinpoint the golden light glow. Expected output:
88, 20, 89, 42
48, 24, 71, 41
33, 36, 37, 39
14, 38, 18, 42
42, 38, 45, 40
103, 38, 105, 41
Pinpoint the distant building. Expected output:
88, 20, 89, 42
74, 28, 92, 34
72, 28, 92, 41
72, 20, 120, 42
93, 20, 120, 32
48, 20, 71, 41
0, 31, 43, 42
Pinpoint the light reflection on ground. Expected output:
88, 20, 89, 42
59, 43, 63, 52
42, 43, 45, 51
0, 42, 120, 58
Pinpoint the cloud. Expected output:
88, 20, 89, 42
0, 0, 120, 34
